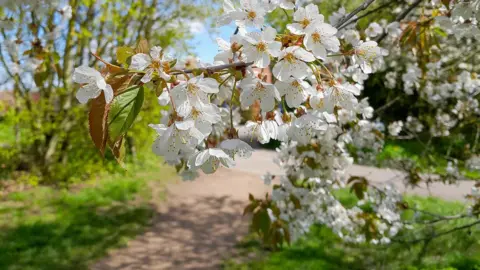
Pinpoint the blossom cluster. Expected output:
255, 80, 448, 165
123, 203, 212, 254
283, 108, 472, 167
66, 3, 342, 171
69, 0, 480, 246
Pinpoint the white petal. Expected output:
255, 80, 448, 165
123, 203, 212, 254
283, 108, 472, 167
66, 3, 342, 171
262, 26, 277, 42
197, 77, 220, 93
286, 90, 306, 108
259, 95, 275, 111
312, 44, 327, 59
292, 7, 306, 22
76, 83, 101, 104
141, 68, 154, 83
158, 91, 170, 106
195, 150, 211, 166
255, 52, 270, 68
175, 119, 195, 130
322, 36, 340, 52
150, 46, 162, 60
294, 47, 315, 62
103, 84, 114, 104
72, 66, 99, 84
240, 89, 257, 108
130, 53, 151, 70
268, 41, 282, 57
272, 61, 293, 82
305, 4, 319, 20
286, 23, 305, 35
275, 80, 289, 96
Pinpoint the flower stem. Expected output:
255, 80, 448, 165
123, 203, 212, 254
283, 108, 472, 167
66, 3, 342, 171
230, 78, 238, 130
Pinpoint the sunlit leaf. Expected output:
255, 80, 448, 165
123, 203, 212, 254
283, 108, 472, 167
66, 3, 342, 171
116, 46, 135, 65
108, 86, 144, 143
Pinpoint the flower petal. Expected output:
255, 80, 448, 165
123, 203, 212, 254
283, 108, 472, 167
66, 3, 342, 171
130, 53, 151, 71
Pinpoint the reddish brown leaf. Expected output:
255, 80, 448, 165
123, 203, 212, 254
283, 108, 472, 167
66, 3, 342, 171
90, 52, 124, 74
106, 75, 132, 96
89, 93, 110, 156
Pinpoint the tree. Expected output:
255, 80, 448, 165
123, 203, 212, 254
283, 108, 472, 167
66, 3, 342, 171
0, 0, 215, 183
4, 0, 480, 251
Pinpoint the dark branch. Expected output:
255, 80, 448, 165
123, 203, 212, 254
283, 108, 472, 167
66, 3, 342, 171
339, 0, 399, 29
175, 61, 255, 75
335, 0, 376, 29
376, 0, 423, 43
395, 219, 480, 244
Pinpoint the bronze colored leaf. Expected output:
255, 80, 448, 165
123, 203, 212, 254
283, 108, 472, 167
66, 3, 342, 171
91, 52, 124, 74
106, 75, 132, 96
89, 93, 110, 156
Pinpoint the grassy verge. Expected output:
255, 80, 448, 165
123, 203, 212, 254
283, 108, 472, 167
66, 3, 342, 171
224, 192, 480, 270
378, 140, 480, 180
0, 163, 175, 270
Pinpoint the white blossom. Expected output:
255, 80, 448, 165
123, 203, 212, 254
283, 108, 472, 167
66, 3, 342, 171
73, 66, 113, 104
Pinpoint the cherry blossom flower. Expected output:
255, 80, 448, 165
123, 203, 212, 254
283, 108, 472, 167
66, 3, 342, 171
73, 66, 113, 104
287, 113, 328, 144
241, 26, 282, 68
275, 78, 313, 107
214, 35, 244, 64
150, 120, 201, 162
272, 46, 315, 81
365, 22, 383, 38
275, 0, 297, 10
130, 46, 172, 83
352, 41, 384, 74
220, 0, 267, 29
304, 22, 340, 59
189, 148, 235, 174
287, 3, 324, 35
388, 121, 403, 136
170, 76, 219, 117
239, 75, 280, 112
240, 120, 278, 144
220, 139, 254, 159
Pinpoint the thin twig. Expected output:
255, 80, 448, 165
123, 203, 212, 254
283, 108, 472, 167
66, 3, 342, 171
376, 0, 423, 43
172, 61, 254, 75
375, 96, 401, 115
335, 0, 376, 29
396, 219, 480, 244
340, 0, 400, 29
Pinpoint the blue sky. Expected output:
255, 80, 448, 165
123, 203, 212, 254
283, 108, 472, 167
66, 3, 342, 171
189, 25, 237, 63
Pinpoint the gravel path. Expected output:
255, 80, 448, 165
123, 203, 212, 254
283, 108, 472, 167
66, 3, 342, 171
92, 149, 476, 270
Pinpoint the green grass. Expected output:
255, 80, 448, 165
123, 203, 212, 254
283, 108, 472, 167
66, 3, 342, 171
224, 193, 480, 270
0, 165, 175, 270
377, 140, 480, 180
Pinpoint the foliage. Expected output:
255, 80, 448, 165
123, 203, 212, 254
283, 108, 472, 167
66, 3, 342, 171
64, 0, 480, 249
0, 161, 175, 270
0, 0, 216, 183
225, 193, 480, 270
378, 140, 480, 180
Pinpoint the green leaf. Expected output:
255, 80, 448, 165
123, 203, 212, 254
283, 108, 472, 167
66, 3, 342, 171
252, 209, 271, 241
108, 86, 144, 143
116, 46, 135, 65
33, 71, 48, 87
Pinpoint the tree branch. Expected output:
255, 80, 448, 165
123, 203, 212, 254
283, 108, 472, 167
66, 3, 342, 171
339, 0, 400, 29
376, 0, 423, 43
172, 61, 254, 75
335, 0, 376, 29
396, 219, 480, 244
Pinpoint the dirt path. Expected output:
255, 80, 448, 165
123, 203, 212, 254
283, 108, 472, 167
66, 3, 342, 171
92, 150, 476, 270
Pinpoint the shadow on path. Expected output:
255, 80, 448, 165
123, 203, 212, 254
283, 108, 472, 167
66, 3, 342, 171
93, 194, 251, 270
